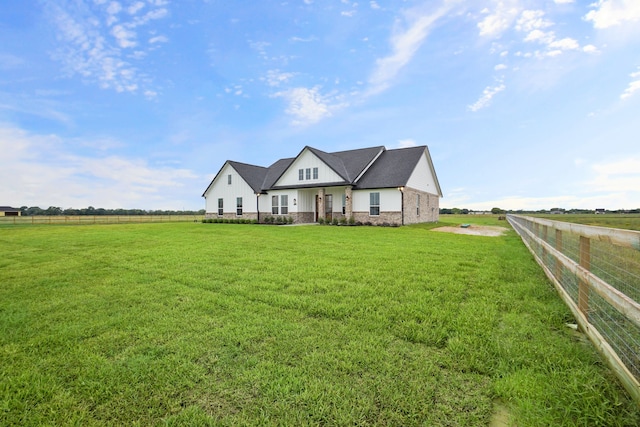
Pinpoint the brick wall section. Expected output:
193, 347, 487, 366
402, 187, 439, 224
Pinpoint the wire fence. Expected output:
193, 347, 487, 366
0, 215, 204, 225
508, 214, 640, 402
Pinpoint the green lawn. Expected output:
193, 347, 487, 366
1, 221, 638, 426
527, 213, 640, 231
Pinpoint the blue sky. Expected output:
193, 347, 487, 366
1, 0, 639, 211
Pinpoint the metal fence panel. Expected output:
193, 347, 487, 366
508, 214, 640, 402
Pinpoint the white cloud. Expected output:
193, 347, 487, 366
582, 44, 600, 54
515, 10, 552, 33
620, 67, 640, 99
585, 0, 640, 29
524, 29, 555, 44
554, 0, 574, 4
45, 1, 169, 95
549, 37, 579, 50
516, 10, 581, 56
149, 35, 168, 44
0, 125, 198, 209
588, 157, 640, 192
274, 86, 343, 126
370, 1, 380, 10
368, 2, 454, 95
262, 69, 296, 87
468, 82, 506, 112
494, 63, 507, 70
128, 1, 145, 15
478, 0, 521, 38
111, 24, 137, 48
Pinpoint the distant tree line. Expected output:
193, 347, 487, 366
19, 206, 206, 216
440, 207, 640, 215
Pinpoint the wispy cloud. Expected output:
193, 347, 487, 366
367, 2, 455, 95
262, 69, 296, 87
516, 9, 580, 57
468, 82, 506, 112
620, 67, 640, 99
45, 1, 170, 95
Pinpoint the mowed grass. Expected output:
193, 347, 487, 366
1, 221, 638, 426
531, 213, 640, 231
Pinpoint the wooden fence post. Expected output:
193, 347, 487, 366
578, 235, 591, 319
542, 225, 548, 263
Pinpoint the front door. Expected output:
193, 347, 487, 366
325, 194, 333, 222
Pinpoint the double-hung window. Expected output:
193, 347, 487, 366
227, 174, 232, 185
416, 194, 420, 216
313, 167, 318, 180
369, 192, 380, 216
298, 169, 304, 181
305, 168, 311, 180
272, 195, 279, 214
236, 197, 243, 216
281, 195, 288, 214
217, 198, 223, 216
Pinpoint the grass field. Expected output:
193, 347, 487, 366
1, 219, 638, 426
530, 213, 640, 231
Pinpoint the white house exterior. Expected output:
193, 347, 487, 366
202, 145, 442, 225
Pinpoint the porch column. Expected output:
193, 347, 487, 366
345, 186, 353, 219
318, 188, 325, 220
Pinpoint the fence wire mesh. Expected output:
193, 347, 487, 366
508, 215, 640, 384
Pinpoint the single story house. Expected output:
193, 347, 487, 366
202, 145, 442, 225
0, 206, 21, 217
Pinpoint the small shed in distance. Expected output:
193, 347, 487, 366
0, 206, 21, 216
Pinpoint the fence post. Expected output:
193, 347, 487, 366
542, 225, 548, 263
555, 229, 563, 281
578, 235, 591, 319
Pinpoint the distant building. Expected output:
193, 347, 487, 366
595, 208, 606, 214
0, 206, 21, 216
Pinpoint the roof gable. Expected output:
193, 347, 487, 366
355, 146, 427, 189
201, 160, 268, 197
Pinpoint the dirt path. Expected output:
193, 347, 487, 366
432, 225, 509, 237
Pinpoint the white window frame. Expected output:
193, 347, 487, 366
416, 194, 420, 216
298, 169, 304, 181
218, 198, 223, 216
305, 168, 311, 180
369, 192, 380, 216
281, 195, 288, 215
227, 174, 232, 185
236, 197, 243, 216
313, 167, 318, 180
272, 195, 279, 214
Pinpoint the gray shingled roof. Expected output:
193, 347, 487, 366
261, 158, 295, 190
305, 146, 384, 182
228, 161, 268, 193
203, 144, 441, 196
354, 146, 426, 189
